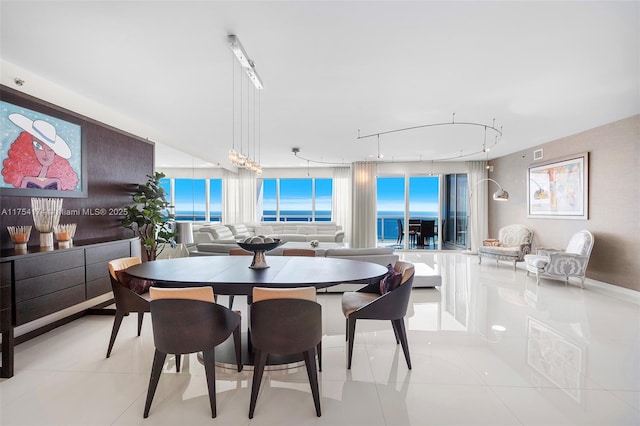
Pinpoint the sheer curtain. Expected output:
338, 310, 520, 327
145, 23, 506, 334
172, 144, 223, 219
332, 167, 351, 243
222, 169, 257, 224
468, 161, 488, 253
350, 161, 377, 248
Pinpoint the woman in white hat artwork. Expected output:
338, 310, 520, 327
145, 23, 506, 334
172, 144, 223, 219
2, 113, 78, 190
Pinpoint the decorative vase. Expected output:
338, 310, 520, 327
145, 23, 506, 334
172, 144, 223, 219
31, 198, 63, 248
7, 225, 32, 251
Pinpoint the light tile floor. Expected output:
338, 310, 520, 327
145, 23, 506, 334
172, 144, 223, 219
1, 252, 639, 425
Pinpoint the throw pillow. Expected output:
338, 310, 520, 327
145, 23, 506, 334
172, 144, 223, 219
379, 263, 403, 295
115, 270, 154, 295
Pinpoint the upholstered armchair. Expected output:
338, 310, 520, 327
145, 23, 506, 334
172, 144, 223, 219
524, 230, 594, 288
478, 224, 533, 270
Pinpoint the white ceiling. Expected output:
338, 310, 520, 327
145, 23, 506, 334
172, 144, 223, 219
1, 1, 638, 170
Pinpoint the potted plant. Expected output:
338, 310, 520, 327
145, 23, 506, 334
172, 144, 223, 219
122, 171, 176, 261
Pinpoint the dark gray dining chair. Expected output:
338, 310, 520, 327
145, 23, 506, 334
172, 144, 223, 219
143, 286, 242, 419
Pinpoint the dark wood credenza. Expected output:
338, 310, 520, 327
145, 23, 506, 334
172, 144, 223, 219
0, 237, 140, 378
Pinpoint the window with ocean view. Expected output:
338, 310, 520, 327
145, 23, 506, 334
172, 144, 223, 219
377, 175, 440, 247
158, 178, 223, 222
209, 179, 222, 222
175, 178, 206, 221
261, 178, 332, 222
377, 177, 405, 242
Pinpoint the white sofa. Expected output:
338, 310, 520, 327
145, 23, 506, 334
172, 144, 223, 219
192, 222, 345, 244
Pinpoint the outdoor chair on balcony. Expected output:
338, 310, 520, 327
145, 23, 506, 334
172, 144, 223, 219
524, 230, 594, 288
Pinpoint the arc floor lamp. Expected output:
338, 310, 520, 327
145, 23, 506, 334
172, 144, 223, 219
468, 178, 509, 252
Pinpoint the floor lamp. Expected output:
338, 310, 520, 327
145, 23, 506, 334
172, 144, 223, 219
468, 178, 509, 252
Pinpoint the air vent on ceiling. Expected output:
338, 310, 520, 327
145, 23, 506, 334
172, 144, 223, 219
533, 149, 543, 161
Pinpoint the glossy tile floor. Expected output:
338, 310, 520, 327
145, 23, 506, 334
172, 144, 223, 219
2, 252, 639, 425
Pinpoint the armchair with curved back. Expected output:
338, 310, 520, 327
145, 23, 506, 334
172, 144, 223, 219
341, 260, 415, 369
143, 286, 242, 419
248, 286, 322, 418
478, 224, 533, 270
524, 230, 594, 288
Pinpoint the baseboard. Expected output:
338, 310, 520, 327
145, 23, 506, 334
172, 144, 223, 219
585, 278, 640, 304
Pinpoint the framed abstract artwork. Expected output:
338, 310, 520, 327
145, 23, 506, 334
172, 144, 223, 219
527, 153, 588, 219
0, 96, 87, 198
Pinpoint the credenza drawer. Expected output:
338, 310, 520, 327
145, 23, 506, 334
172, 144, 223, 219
14, 250, 84, 280
85, 241, 131, 265
86, 276, 111, 299
16, 285, 85, 325
15, 267, 85, 303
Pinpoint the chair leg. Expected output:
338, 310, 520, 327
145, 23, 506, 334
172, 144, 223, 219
393, 319, 412, 369
137, 312, 144, 336
478, 256, 482, 264
513, 260, 516, 271
228, 295, 235, 310
536, 272, 541, 286
346, 316, 357, 369
580, 276, 585, 289
143, 349, 167, 418
175, 354, 181, 372
233, 324, 243, 372
106, 310, 125, 358
316, 340, 322, 372
249, 349, 268, 419
202, 349, 218, 418
303, 348, 322, 417
345, 318, 348, 341
391, 320, 400, 344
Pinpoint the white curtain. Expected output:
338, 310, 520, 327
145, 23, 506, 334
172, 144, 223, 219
332, 167, 351, 242
222, 169, 257, 224
350, 161, 377, 248
468, 161, 488, 253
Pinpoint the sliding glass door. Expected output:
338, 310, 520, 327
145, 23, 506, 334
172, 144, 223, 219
377, 175, 440, 249
444, 174, 468, 248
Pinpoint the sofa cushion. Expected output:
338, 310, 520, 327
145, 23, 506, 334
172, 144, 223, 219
211, 225, 235, 240
228, 223, 253, 238
296, 225, 317, 235
254, 225, 274, 236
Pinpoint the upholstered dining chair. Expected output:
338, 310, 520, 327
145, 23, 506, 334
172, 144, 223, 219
341, 260, 415, 369
282, 248, 316, 257
248, 286, 322, 418
106, 257, 149, 358
144, 286, 242, 419
524, 230, 594, 288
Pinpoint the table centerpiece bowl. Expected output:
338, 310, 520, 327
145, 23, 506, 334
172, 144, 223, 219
236, 239, 283, 269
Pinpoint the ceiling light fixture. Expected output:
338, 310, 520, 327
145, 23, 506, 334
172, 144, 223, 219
228, 34, 263, 174
227, 35, 263, 90
358, 113, 503, 162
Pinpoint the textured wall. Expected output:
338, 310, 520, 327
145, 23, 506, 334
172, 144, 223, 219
489, 115, 639, 291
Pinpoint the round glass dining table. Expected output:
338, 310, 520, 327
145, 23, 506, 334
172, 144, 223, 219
125, 255, 388, 368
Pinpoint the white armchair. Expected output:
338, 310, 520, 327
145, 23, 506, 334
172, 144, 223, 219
478, 224, 533, 270
524, 230, 594, 288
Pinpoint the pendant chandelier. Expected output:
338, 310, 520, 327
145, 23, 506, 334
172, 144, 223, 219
228, 35, 263, 175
